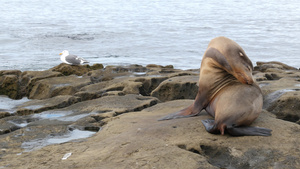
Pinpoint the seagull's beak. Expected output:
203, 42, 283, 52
59, 53, 62, 55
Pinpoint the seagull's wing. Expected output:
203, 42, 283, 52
65, 55, 81, 65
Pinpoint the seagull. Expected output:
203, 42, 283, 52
59, 50, 89, 65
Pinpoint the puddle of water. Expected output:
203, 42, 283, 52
8, 120, 29, 128
21, 129, 96, 152
14, 133, 25, 138
146, 74, 164, 77
32, 111, 96, 122
53, 83, 70, 88
113, 75, 135, 79
115, 74, 164, 79
32, 111, 73, 119
259, 83, 270, 88
133, 72, 147, 76
295, 84, 300, 87
0, 96, 30, 113
24, 104, 45, 110
47, 129, 95, 144
58, 113, 96, 122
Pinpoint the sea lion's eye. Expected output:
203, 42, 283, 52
239, 52, 244, 57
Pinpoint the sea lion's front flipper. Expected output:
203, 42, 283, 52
227, 126, 272, 136
158, 104, 201, 121
159, 94, 205, 121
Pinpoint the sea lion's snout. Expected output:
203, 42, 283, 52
232, 62, 254, 85
235, 72, 254, 85
246, 77, 254, 85
244, 73, 254, 85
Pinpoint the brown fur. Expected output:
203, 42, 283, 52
159, 36, 271, 136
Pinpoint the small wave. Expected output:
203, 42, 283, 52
43, 33, 95, 41
104, 54, 130, 58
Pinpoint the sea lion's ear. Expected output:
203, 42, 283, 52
204, 47, 232, 71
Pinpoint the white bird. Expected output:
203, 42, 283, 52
59, 50, 89, 65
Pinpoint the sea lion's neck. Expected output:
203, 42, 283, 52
199, 58, 239, 101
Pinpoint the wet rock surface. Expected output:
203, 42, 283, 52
0, 62, 299, 169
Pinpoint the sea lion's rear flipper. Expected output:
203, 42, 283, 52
158, 104, 201, 121
227, 126, 272, 136
202, 120, 272, 136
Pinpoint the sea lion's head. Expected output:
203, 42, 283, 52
206, 36, 254, 85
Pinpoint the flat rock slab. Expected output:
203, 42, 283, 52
50, 63, 104, 76
76, 76, 170, 100
0, 95, 160, 155
21, 70, 62, 85
151, 75, 199, 101
52, 94, 160, 115
75, 76, 144, 100
29, 75, 91, 99
1, 100, 299, 169
16, 95, 81, 115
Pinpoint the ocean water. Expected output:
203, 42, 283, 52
0, 0, 299, 71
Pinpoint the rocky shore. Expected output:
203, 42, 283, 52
0, 62, 299, 169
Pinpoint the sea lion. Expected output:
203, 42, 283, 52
159, 36, 272, 136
